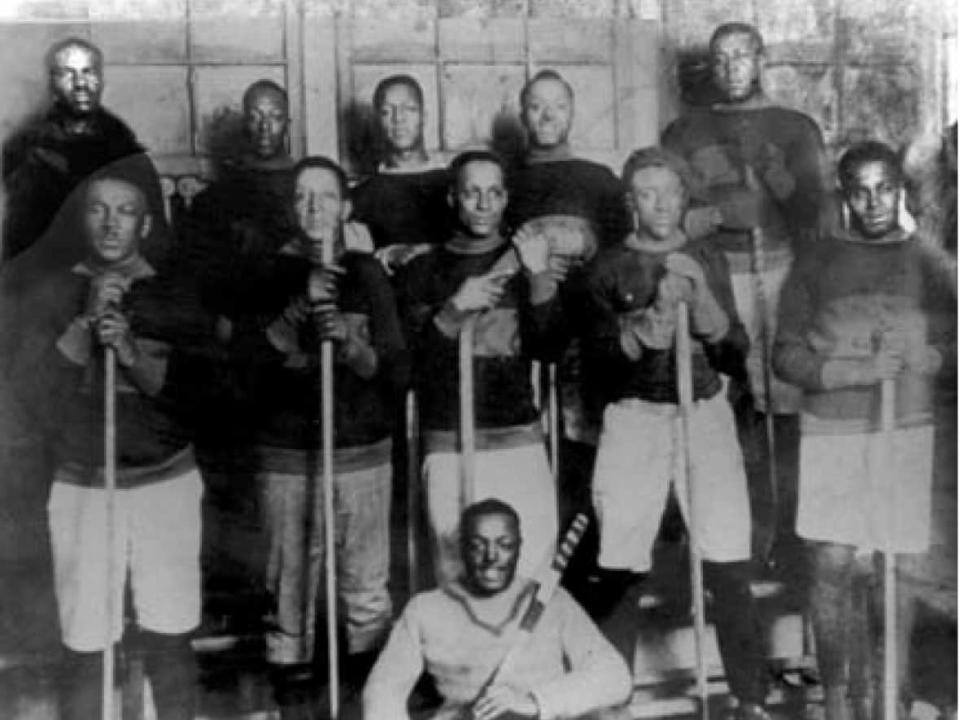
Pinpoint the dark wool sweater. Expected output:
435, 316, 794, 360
5, 261, 212, 488
773, 231, 956, 433
181, 159, 296, 318
584, 237, 749, 406
662, 102, 827, 251
397, 240, 566, 434
350, 168, 452, 249
238, 249, 408, 458
2, 106, 165, 262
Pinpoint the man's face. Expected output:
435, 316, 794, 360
293, 166, 350, 248
627, 165, 686, 241
711, 31, 762, 104
462, 512, 521, 597
845, 160, 901, 239
378, 83, 424, 154
522, 78, 573, 148
50, 44, 103, 116
244, 88, 289, 160
454, 160, 507, 238
84, 178, 150, 264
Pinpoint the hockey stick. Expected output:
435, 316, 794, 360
744, 166, 779, 563
320, 239, 339, 719
676, 301, 709, 720
459, 314, 478, 509
880, 376, 897, 720
406, 389, 421, 595
547, 362, 560, 484
103, 346, 117, 720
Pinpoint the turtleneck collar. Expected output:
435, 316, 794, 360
377, 152, 444, 175
525, 142, 574, 165
73, 253, 155, 281
711, 91, 773, 113
279, 233, 346, 262
837, 226, 911, 246
444, 230, 508, 256
624, 229, 688, 254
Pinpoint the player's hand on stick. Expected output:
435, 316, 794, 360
307, 265, 344, 307
95, 308, 138, 367
313, 304, 348, 343
87, 273, 129, 318
621, 306, 675, 352
473, 684, 539, 720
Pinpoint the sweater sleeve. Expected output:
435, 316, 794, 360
919, 244, 958, 373
361, 600, 426, 720
782, 114, 830, 245
772, 252, 826, 390
357, 256, 410, 391
529, 591, 632, 720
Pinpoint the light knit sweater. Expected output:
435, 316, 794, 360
362, 579, 632, 720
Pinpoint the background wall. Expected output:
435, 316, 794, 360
1, 0, 955, 188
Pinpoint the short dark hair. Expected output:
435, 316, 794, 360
709, 22, 765, 55
621, 146, 693, 195
460, 499, 521, 539
448, 149, 507, 191
46, 37, 103, 76
519, 69, 575, 109
838, 141, 902, 193
373, 74, 424, 111
83, 154, 158, 210
292, 155, 349, 199
242, 79, 289, 113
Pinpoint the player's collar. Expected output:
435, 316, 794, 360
624, 229, 688, 254
443, 578, 537, 636
73, 253, 155, 281
444, 231, 508, 256
711, 92, 773, 113
836, 226, 911, 245
525, 143, 574, 164
377, 153, 444, 175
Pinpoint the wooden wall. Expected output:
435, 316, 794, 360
0, 0, 955, 186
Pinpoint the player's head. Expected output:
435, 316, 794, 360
242, 80, 290, 160
460, 499, 522, 597
47, 37, 104, 117
291, 156, 351, 245
838, 141, 903, 239
448, 150, 508, 239
709, 22, 764, 104
520, 69, 575, 149
621, 147, 690, 241
373, 74, 426, 155
82, 167, 152, 266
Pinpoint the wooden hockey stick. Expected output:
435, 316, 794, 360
676, 301, 709, 720
406, 389, 420, 595
320, 238, 339, 719
103, 346, 117, 720
459, 315, 478, 508
880, 377, 897, 720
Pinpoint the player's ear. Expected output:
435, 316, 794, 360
140, 213, 153, 240
341, 198, 353, 223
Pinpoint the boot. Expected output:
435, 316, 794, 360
140, 631, 197, 720
271, 663, 319, 720
59, 647, 107, 720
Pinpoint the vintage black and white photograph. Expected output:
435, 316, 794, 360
0, 0, 956, 718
